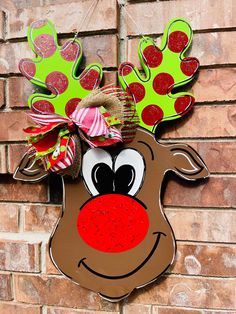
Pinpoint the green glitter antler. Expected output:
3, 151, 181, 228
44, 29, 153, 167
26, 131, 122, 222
19, 19, 103, 117
118, 18, 199, 133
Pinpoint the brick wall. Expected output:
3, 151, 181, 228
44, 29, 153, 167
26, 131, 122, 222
0, 0, 235, 313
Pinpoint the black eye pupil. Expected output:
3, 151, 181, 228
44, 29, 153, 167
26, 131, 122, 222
115, 165, 135, 194
91, 163, 113, 194
91, 163, 135, 195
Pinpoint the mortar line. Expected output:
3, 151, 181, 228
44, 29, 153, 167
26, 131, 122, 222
117, 0, 128, 65
18, 203, 25, 233
11, 272, 16, 301
164, 206, 236, 211
126, 26, 236, 39
41, 305, 47, 314
150, 304, 236, 312
40, 242, 47, 274
3, 25, 236, 43
176, 240, 236, 246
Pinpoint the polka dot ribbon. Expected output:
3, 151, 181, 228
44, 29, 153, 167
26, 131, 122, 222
118, 18, 199, 133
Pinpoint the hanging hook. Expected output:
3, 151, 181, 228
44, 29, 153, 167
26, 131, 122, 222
72, 0, 99, 43
118, 1, 147, 42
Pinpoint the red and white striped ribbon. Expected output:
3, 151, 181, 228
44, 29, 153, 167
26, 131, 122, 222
28, 106, 122, 147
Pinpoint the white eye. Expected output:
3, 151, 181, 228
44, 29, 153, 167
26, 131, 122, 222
82, 148, 112, 196
114, 149, 145, 196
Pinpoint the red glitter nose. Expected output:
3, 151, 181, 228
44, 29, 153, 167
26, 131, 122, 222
77, 194, 149, 253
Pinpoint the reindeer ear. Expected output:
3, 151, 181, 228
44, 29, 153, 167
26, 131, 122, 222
14, 152, 48, 182
168, 144, 209, 180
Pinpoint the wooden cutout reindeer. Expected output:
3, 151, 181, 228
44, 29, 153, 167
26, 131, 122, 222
14, 19, 209, 302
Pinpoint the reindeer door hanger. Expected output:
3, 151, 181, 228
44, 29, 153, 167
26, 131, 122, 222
14, 18, 209, 302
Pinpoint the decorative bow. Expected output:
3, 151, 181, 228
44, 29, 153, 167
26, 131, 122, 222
24, 87, 139, 177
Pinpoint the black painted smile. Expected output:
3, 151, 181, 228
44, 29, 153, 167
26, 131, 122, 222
77, 232, 166, 280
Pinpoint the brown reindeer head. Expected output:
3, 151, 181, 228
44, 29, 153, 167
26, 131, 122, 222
14, 19, 209, 301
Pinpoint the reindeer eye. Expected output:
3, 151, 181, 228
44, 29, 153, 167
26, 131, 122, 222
115, 165, 135, 194
82, 148, 112, 196
114, 149, 145, 196
92, 163, 113, 195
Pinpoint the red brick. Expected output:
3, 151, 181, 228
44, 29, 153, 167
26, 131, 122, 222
2, 0, 44, 9
0, 79, 4, 108
0, 111, 31, 141
185, 141, 236, 173
162, 105, 236, 139
0, 273, 12, 301
126, 0, 236, 35
24, 204, 61, 232
103, 71, 117, 86
14, 274, 119, 311
0, 203, 19, 232
6, 0, 118, 39
0, 176, 48, 202
164, 176, 236, 208
47, 306, 120, 314
123, 304, 152, 314
127, 31, 236, 67
0, 42, 32, 74
128, 275, 236, 309
166, 208, 236, 243
8, 144, 27, 174
0, 302, 41, 314
128, 0, 155, 1
0, 240, 40, 272
79, 35, 118, 68
0, 145, 7, 173
192, 69, 236, 103
192, 31, 236, 67
152, 306, 236, 314
7, 77, 35, 108
45, 244, 60, 275
60, 35, 118, 68
173, 242, 236, 277
44, 0, 77, 3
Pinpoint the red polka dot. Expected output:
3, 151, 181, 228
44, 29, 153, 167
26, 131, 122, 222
34, 34, 57, 58
19, 60, 36, 79
65, 98, 81, 117
168, 31, 189, 53
31, 20, 47, 29
143, 45, 163, 68
181, 58, 199, 76
119, 63, 133, 76
126, 82, 145, 103
32, 100, 55, 114
174, 96, 194, 116
61, 42, 80, 61
77, 194, 149, 253
153, 73, 174, 95
141, 105, 164, 126
46, 71, 68, 94
80, 69, 100, 90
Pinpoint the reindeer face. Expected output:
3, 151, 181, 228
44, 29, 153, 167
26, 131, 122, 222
49, 128, 208, 301
14, 18, 209, 302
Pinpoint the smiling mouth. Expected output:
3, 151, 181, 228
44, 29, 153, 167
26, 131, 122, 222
77, 232, 166, 280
